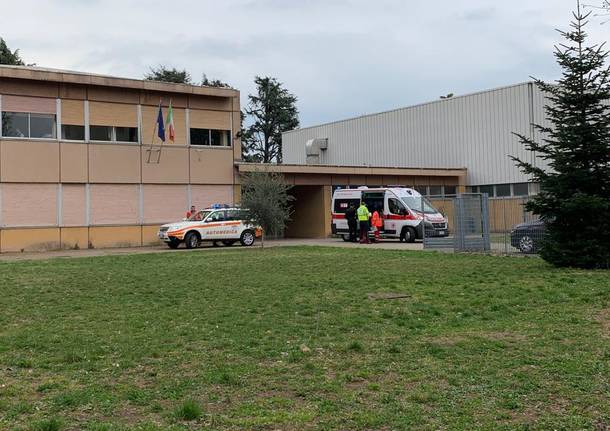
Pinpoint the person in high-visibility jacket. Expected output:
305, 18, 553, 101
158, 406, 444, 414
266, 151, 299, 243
370, 205, 383, 242
357, 202, 371, 244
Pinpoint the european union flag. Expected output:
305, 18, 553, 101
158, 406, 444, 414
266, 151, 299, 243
156, 104, 165, 142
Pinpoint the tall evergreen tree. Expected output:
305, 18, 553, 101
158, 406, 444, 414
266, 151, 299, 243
0, 38, 25, 65
242, 76, 299, 163
512, 3, 610, 269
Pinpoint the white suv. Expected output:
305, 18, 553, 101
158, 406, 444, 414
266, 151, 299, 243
158, 207, 260, 249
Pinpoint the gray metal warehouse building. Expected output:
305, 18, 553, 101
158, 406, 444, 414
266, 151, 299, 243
282, 82, 549, 198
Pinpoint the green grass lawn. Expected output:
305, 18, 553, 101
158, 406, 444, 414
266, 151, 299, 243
0, 247, 609, 430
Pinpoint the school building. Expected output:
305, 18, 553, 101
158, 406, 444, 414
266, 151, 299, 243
0, 66, 468, 252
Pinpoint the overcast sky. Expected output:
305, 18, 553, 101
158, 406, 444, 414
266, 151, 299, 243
1, 0, 609, 126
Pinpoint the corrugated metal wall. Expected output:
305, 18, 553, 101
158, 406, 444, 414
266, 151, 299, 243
282, 82, 549, 186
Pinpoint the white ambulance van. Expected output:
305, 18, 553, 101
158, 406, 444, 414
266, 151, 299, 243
331, 187, 449, 242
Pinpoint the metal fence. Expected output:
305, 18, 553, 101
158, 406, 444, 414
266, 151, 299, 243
425, 195, 542, 255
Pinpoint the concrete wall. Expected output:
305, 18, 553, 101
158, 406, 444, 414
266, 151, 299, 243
0, 69, 241, 253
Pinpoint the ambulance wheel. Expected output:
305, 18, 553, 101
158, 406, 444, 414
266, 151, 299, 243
342, 234, 350, 242
240, 230, 256, 247
184, 231, 200, 249
222, 240, 236, 247
401, 227, 416, 243
167, 239, 180, 249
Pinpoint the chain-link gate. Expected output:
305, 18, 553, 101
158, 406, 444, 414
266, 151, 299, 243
423, 193, 490, 252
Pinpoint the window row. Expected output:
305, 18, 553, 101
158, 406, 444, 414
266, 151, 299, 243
467, 182, 532, 197
1, 111, 232, 147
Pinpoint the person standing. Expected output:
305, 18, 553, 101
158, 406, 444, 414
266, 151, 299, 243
186, 205, 197, 219
371, 205, 383, 242
345, 203, 358, 242
357, 201, 371, 244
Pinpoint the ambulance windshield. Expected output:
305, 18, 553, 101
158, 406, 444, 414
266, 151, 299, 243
396, 191, 438, 214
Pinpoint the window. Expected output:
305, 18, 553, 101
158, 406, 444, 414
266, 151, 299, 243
496, 184, 511, 197
414, 185, 428, 195
1, 112, 56, 139
115, 127, 138, 142
444, 185, 457, 196
513, 183, 529, 196
190, 128, 231, 146
190, 128, 210, 146
206, 211, 226, 222
226, 210, 242, 221
90, 125, 112, 141
211, 129, 231, 146
388, 198, 407, 215
89, 125, 138, 142
479, 185, 494, 197
333, 199, 360, 213
61, 125, 85, 141
429, 185, 442, 196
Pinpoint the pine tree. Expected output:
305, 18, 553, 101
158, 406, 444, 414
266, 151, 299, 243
512, 3, 610, 269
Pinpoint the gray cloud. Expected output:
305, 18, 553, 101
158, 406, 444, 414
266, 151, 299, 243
1, 0, 609, 126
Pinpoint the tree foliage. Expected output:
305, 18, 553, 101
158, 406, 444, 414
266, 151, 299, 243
511, 5, 610, 269
144, 66, 231, 88
145, 66, 192, 84
201, 73, 231, 88
0, 38, 25, 65
241, 76, 299, 163
239, 171, 293, 247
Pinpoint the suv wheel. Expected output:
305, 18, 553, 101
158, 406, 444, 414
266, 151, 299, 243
518, 235, 535, 254
240, 230, 255, 246
184, 231, 200, 249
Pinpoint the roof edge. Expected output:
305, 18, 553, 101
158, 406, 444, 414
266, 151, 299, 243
283, 81, 535, 134
0, 65, 239, 98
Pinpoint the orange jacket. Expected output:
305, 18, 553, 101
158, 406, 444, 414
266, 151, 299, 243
371, 211, 383, 228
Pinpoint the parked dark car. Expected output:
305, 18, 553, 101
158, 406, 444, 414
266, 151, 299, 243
510, 219, 545, 253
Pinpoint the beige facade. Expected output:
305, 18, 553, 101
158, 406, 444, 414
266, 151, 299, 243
0, 66, 468, 252
0, 66, 240, 252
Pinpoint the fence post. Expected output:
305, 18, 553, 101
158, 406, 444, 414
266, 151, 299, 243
481, 193, 491, 251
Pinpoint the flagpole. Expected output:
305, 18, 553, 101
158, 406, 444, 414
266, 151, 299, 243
149, 99, 162, 153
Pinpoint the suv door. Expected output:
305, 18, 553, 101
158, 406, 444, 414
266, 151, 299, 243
204, 210, 226, 239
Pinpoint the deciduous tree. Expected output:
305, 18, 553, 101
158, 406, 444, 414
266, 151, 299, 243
239, 171, 293, 247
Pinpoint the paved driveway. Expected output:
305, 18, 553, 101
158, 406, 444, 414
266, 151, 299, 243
0, 238, 423, 262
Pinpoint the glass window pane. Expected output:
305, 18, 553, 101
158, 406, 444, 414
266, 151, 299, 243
90, 125, 112, 141
61, 125, 85, 141
479, 185, 494, 197
190, 128, 209, 145
1, 112, 29, 137
444, 185, 457, 196
513, 183, 529, 196
115, 127, 138, 142
496, 184, 511, 197
414, 185, 428, 195
210, 129, 222, 146
429, 185, 442, 196
29, 114, 56, 139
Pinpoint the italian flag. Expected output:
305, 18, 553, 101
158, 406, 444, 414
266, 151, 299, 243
166, 100, 175, 143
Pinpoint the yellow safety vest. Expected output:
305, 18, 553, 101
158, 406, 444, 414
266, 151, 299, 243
357, 205, 370, 221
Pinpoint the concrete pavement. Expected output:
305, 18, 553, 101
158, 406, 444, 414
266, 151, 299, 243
0, 238, 423, 262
